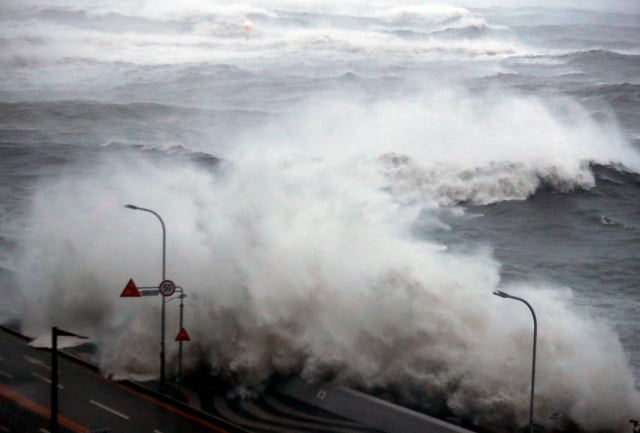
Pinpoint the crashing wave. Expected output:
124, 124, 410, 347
372, 5, 475, 28
379, 153, 596, 206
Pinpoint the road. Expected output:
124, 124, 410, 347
0, 325, 469, 433
0, 326, 384, 433
0, 327, 244, 433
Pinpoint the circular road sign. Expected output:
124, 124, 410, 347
158, 279, 176, 297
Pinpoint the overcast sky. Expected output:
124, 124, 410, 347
5, 0, 640, 16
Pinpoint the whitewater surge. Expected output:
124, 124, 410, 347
2, 0, 640, 431
12, 83, 640, 431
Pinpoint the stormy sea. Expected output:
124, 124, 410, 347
0, 0, 639, 431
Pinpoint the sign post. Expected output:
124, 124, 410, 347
173, 287, 189, 393
120, 279, 190, 394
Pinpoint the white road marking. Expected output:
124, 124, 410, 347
89, 400, 130, 420
31, 372, 64, 389
153, 430, 165, 433
39, 429, 50, 433
0, 370, 13, 379
24, 356, 51, 370
0, 425, 11, 432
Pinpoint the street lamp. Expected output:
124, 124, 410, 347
125, 204, 167, 392
51, 327, 88, 433
493, 290, 537, 433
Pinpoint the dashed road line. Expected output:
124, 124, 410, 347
0, 425, 10, 432
89, 399, 130, 420
24, 355, 51, 370
112, 381, 231, 433
0, 370, 13, 379
31, 372, 64, 389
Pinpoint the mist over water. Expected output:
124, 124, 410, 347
2, 1, 640, 431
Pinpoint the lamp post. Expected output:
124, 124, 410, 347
125, 204, 167, 392
51, 327, 88, 433
493, 290, 537, 433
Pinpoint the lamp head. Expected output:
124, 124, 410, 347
493, 290, 510, 298
124, 204, 138, 210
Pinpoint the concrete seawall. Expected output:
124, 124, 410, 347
275, 376, 476, 433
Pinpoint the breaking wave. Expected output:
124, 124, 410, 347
10, 84, 640, 431
3, 1, 640, 431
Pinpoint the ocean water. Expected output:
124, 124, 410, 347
1, 1, 639, 431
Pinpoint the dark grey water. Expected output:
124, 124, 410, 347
1, 2, 639, 431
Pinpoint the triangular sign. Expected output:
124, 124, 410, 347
175, 328, 190, 341
120, 278, 141, 297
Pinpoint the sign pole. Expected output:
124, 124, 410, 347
161, 220, 166, 394
51, 327, 59, 433
178, 291, 184, 393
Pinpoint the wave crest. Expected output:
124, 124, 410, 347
373, 5, 474, 27
380, 154, 596, 205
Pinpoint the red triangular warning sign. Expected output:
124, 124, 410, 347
175, 328, 190, 341
120, 278, 141, 297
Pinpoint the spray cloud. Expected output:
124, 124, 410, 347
10, 84, 640, 431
